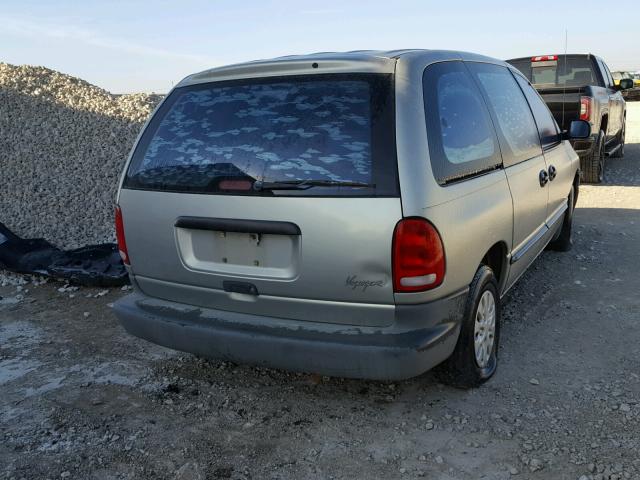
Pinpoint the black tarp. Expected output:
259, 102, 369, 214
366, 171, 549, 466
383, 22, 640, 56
0, 222, 128, 287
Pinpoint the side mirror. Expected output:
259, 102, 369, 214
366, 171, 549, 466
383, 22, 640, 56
564, 120, 591, 140
618, 78, 634, 90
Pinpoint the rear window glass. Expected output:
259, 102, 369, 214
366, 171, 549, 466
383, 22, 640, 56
124, 74, 398, 196
508, 56, 597, 87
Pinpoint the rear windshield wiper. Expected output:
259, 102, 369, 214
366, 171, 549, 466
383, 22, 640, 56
253, 179, 375, 191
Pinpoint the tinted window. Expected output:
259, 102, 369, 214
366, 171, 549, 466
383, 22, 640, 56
423, 61, 501, 184
510, 56, 597, 87
513, 73, 561, 148
550, 56, 595, 87
532, 63, 557, 85
125, 74, 398, 196
467, 63, 542, 166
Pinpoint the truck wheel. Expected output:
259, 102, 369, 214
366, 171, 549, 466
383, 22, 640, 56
548, 186, 575, 252
436, 265, 500, 389
581, 130, 605, 184
611, 121, 625, 158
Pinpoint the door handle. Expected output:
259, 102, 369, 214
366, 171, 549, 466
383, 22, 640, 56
548, 165, 557, 181
539, 169, 549, 187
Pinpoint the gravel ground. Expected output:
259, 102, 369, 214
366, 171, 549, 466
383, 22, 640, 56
1, 103, 639, 480
0, 63, 162, 249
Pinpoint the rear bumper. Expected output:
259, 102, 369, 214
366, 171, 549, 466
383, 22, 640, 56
113, 289, 467, 381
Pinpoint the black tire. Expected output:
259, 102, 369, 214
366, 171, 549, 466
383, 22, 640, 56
581, 130, 605, 184
548, 185, 575, 252
436, 266, 500, 389
611, 120, 625, 158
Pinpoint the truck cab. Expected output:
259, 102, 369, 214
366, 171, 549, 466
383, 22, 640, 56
507, 54, 630, 183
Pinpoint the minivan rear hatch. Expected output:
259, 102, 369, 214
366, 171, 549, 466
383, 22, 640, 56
119, 71, 401, 326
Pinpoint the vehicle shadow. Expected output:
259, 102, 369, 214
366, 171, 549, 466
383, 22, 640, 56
598, 141, 640, 187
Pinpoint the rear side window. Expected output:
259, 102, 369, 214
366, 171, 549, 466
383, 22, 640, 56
125, 73, 398, 196
513, 73, 561, 149
423, 61, 501, 184
599, 59, 614, 88
467, 63, 542, 166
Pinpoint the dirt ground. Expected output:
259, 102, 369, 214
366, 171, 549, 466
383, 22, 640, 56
2, 103, 640, 480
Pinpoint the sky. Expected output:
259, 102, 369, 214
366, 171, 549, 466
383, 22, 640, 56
1, 0, 638, 93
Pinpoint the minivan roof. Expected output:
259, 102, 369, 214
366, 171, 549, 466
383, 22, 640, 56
177, 49, 508, 87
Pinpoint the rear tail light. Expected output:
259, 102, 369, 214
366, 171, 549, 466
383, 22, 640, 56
115, 206, 130, 265
579, 96, 593, 122
392, 218, 445, 293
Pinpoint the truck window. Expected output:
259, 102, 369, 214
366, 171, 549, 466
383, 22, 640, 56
532, 63, 557, 85
422, 61, 502, 184
554, 57, 595, 86
512, 73, 561, 149
466, 62, 542, 167
519, 56, 597, 87
600, 60, 615, 88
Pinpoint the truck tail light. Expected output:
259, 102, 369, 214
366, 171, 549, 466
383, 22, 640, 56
531, 55, 558, 62
115, 206, 130, 265
580, 96, 593, 122
392, 218, 445, 293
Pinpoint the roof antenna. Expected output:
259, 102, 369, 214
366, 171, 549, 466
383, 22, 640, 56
561, 29, 568, 131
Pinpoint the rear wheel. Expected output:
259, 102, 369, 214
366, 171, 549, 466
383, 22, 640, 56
548, 186, 575, 252
581, 130, 605, 184
436, 266, 500, 388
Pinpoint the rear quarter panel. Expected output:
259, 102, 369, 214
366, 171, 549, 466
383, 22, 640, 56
589, 86, 611, 135
393, 54, 514, 304
412, 172, 513, 303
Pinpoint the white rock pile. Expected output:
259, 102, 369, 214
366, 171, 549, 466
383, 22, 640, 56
0, 62, 163, 249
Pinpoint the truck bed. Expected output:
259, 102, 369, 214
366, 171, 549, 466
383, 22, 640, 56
535, 86, 584, 132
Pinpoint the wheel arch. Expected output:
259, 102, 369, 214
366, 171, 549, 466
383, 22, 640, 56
481, 242, 509, 293
600, 114, 608, 137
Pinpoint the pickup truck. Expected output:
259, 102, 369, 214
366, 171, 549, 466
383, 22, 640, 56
507, 54, 632, 183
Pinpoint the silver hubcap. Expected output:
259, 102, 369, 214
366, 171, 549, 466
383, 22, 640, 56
474, 290, 496, 368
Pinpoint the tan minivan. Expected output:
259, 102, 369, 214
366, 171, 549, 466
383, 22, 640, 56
113, 50, 589, 387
